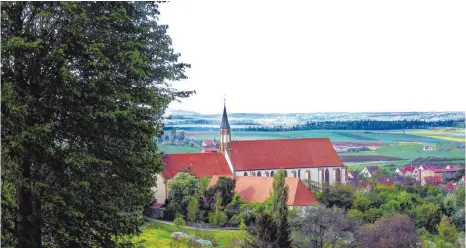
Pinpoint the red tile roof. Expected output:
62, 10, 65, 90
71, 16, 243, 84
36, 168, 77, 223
228, 138, 343, 170
208, 176, 319, 206
423, 176, 442, 185
162, 153, 232, 179
419, 164, 439, 170
201, 147, 218, 153
399, 165, 417, 174
428, 168, 459, 173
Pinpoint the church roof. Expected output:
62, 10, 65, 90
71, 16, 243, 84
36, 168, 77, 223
208, 176, 319, 206
161, 153, 232, 179
228, 138, 344, 170
220, 105, 230, 129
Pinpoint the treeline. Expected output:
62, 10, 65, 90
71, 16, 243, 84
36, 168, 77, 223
238, 119, 465, 131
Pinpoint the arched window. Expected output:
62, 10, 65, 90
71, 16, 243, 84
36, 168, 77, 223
306, 170, 311, 181
298, 170, 301, 178
271, 171, 275, 177
284, 170, 288, 177
292, 170, 297, 178
251, 172, 256, 176
265, 171, 270, 177
257, 171, 261, 176
243, 172, 248, 176
325, 169, 330, 184
335, 168, 341, 183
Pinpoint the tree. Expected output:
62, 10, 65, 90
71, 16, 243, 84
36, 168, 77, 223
245, 212, 279, 248
208, 176, 236, 207
357, 215, 419, 248
187, 194, 200, 222
290, 205, 360, 248
412, 203, 442, 233
198, 176, 210, 196
437, 216, 458, 244
1, 2, 193, 247
208, 192, 227, 225
317, 184, 354, 210
168, 173, 200, 216
269, 169, 292, 248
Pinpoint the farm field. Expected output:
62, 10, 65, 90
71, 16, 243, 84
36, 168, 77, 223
158, 144, 201, 154
132, 222, 239, 248
163, 129, 465, 169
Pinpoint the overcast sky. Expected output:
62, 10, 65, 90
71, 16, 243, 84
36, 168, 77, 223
158, 0, 465, 114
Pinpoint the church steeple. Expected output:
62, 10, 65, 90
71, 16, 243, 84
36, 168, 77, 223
220, 96, 231, 153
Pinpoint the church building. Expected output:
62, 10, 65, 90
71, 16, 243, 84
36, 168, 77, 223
154, 103, 347, 204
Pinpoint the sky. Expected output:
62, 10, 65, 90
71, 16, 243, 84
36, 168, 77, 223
158, 0, 466, 114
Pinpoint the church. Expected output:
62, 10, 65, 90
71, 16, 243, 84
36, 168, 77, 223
154, 103, 347, 204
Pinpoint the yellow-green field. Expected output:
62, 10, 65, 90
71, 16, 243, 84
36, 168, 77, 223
132, 222, 240, 248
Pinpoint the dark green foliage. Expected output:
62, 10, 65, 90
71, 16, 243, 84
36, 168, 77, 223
245, 213, 279, 248
207, 176, 236, 207
412, 203, 442, 233
270, 169, 292, 248
316, 184, 354, 210
167, 173, 199, 216
1, 2, 192, 247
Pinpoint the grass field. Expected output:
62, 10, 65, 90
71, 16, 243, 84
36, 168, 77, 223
132, 222, 240, 248
158, 144, 201, 154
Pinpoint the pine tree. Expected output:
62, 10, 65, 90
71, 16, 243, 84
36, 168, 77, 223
1, 2, 193, 247
270, 169, 292, 248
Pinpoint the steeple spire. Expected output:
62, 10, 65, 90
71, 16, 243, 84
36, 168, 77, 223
220, 96, 230, 130
220, 95, 231, 153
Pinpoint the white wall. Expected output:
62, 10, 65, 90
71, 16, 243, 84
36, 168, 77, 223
234, 166, 346, 185
153, 174, 167, 204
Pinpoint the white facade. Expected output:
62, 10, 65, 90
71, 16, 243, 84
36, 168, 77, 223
152, 174, 167, 204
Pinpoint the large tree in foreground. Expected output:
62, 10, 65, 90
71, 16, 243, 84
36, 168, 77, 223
1, 2, 193, 247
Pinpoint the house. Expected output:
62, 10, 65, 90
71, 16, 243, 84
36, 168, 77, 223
421, 176, 442, 186
202, 139, 218, 148
333, 146, 349, 153
154, 102, 347, 204
395, 165, 418, 177
347, 171, 359, 180
360, 166, 381, 178
446, 164, 463, 170
423, 145, 435, 151
419, 168, 459, 185
418, 164, 438, 171
208, 175, 319, 208
201, 147, 218, 153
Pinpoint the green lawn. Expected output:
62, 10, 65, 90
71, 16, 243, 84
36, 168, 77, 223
158, 144, 201, 154
132, 222, 241, 248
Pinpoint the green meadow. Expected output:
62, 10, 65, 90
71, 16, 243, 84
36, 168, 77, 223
132, 222, 240, 248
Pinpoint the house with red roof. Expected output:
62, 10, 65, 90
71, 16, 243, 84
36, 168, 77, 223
154, 102, 347, 204
395, 165, 418, 178
208, 176, 319, 208
360, 166, 381, 178
418, 164, 439, 171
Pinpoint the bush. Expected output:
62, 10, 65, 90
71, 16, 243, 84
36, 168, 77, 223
173, 214, 186, 227
208, 211, 227, 226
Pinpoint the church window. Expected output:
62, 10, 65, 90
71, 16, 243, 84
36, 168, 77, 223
335, 168, 341, 183
292, 170, 297, 178
271, 171, 274, 177
324, 169, 330, 184
284, 170, 288, 177
265, 171, 269, 177
298, 170, 301, 178
257, 171, 261, 176
251, 172, 256, 176
243, 172, 248, 176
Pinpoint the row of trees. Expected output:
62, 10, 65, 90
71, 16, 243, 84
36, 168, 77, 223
239, 119, 465, 131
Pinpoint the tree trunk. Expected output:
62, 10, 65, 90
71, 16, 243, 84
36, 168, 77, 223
16, 161, 41, 248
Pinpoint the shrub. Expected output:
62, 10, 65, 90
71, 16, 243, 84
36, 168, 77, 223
173, 214, 186, 227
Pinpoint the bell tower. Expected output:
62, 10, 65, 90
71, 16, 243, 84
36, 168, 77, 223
220, 96, 231, 154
